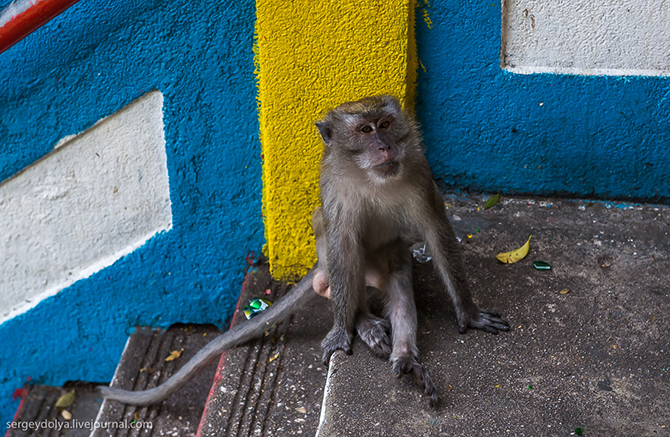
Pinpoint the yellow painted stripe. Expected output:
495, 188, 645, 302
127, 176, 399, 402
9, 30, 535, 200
257, 0, 417, 279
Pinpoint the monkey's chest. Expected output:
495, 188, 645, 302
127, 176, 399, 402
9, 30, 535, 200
362, 212, 417, 251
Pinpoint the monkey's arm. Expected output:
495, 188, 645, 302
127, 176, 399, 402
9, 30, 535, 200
97, 269, 318, 406
320, 212, 366, 364
423, 185, 509, 334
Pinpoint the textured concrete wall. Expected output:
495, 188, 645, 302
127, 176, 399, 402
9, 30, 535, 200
0, 92, 172, 324
0, 0, 261, 427
415, 0, 670, 202
257, 0, 417, 279
502, 0, 670, 76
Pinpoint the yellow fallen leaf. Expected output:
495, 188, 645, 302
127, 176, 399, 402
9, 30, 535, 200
165, 349, 183, 362
61, 409, 72, 420
55, 390, 76, 409
269, 353, 279, 363
560, 289, 571, 295
496, 235, 532, 264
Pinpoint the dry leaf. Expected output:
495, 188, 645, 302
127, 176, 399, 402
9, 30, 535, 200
296, 407, 307, 414
269, 353, 279, 363
55, 390, 75, 409
560, 289, 570, 295
496, 235, 532, 264
61, 409, 72, 420
165, 349, 184, 362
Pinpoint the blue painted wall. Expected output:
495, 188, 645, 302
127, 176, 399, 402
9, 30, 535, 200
415, 0, 670, 203
0, 0, 261, 427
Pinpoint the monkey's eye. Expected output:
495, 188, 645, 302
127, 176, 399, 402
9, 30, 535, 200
379, 120, 390, 129
360, 125, 373, 133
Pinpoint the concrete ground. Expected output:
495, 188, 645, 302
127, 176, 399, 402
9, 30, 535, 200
83, 192, 668, 437
11, 193, 667, 437
314, 194, 669, 437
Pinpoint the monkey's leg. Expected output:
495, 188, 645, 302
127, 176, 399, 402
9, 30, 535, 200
356, 311, 392, 359
355, 262, 392, 358
384, 244, 438, 407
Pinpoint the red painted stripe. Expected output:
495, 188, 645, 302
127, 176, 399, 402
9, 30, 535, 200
0, 0, 82, 55
4, 387, 28, 437
195, 269, 257, 437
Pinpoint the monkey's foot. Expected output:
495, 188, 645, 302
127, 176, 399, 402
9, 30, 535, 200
392, 356, 439, 407
356, 313, 392, 358
459, 309, 510, 334
321, 326, 353, 365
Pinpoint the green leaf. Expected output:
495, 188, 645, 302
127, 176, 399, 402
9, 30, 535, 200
55, 390, 75, 409
484, 193, 500, 209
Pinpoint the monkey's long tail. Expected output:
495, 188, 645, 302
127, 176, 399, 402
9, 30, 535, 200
96, 270, 317, 406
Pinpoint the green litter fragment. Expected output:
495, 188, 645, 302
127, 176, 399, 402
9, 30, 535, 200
533, 261, 551, 270
527, 385, 533, 390
575, 428, 583, 436
484, 193, 500, 209
244, 298, 272, 319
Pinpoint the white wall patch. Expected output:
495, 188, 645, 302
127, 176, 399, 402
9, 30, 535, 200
502, 0, 670, 76
0, 91, 172, 323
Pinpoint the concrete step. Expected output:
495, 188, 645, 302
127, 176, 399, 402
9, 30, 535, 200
197, 263, 332, 437
6, 382, 102, 437
316, 195, 670, 436
93, 324, 220, 437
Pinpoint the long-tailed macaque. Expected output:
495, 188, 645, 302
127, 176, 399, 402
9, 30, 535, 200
98, 95, 508, 407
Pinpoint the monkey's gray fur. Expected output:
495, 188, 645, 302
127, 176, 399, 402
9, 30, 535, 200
97, 95, 508, 407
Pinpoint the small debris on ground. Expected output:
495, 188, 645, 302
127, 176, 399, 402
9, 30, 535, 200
165, 348, 184, 362
244, 298, 273, 319
532, 261, 551, 270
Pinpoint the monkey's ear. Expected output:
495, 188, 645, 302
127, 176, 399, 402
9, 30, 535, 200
315, 121, 333, 146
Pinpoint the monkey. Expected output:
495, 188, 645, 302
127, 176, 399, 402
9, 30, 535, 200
313, 95, 508, 406
97, 95, 508, 407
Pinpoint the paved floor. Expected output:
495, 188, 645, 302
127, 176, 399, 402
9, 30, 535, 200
317, 194, 670, 437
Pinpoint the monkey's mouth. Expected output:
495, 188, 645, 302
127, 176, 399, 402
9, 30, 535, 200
373, 160, 400, 175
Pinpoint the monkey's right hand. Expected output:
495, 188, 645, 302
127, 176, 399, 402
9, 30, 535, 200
321, 326, 353, 365
459, 309, 510, 335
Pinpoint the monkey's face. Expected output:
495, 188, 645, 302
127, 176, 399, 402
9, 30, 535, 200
352, 116, 401, 179
316, 95, 411, 184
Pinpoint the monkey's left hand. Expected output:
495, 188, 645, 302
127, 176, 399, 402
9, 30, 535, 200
459, 309, 509, 335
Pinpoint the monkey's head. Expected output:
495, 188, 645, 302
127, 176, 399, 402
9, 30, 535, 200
316, 95, 418, 183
